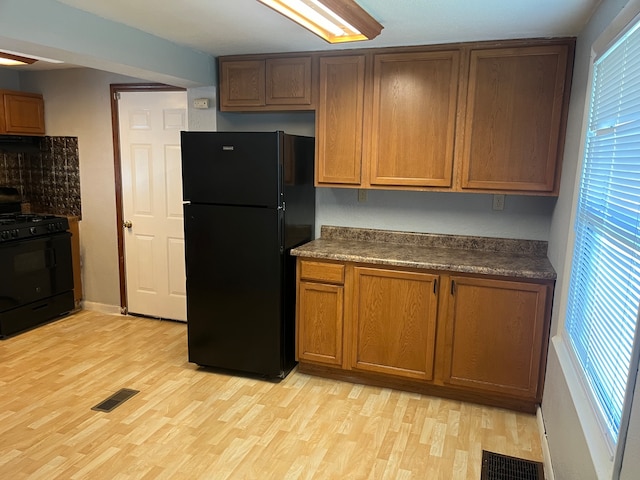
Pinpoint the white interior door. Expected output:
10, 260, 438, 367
119, 90, 188, 321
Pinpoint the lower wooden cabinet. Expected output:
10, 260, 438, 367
351, 266, 439, 380
297, 281, 344, 366
442, 276, 550, 399
295, 258, 553, 412
296, 260, 345, 366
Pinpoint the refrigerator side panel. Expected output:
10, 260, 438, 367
281, 134, 316, 373
282, 134, 316, 249
181, 131, 282, 208
184, 203, 286, 377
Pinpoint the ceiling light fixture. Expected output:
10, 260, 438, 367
257, 0, 383, 43
0, 50, 64, 67
0, 52, 37, 67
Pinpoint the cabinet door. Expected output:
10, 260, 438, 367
316, 55, 365, 186
266, 57, 312, 105
2, 92, 45, 135
297, 281, 344, 366
443, 276, 549, 399
351, 267, 439, 380
460, 45, 569, 192
368, 51, 459, 188
219, 60, 266, 108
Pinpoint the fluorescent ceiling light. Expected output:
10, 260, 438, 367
258, 0, 383, 43
0, 50, 64, 66
0, 52, 37, 66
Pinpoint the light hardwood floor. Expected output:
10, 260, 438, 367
0, 311, 542, 479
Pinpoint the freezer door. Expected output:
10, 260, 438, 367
184, 203, 290, 377
181, 131, 282, 208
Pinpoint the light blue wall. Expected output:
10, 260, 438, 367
0, 0, 214, 87
0, 68, 21, 90
217, 112, 558, 241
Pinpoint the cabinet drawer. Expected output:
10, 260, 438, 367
299, 260, 344, 284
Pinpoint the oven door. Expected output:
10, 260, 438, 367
0, 232, 73, 312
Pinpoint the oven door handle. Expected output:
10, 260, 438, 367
46, 247, 57, 268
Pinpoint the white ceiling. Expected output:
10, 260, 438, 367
54, 0, 598, 57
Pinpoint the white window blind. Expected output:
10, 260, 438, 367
566, 19, 640, 444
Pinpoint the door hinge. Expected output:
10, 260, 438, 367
114, 92, 121, 101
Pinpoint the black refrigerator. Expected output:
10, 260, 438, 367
181, 131, 315, 379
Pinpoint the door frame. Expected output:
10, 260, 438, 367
110, 83, 186, 313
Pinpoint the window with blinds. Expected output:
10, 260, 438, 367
566, 18, 640, 445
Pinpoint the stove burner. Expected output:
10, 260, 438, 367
0, 213, 57, 223
0, 212, 69, 242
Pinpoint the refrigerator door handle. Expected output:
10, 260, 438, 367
279, 209, 285, 254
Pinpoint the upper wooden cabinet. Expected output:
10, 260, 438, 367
315, 55, 365, 185
316, 50, 460, 188
316, 50, 460, 189
368, 51, 459, 188
266, 57, 312, 106
458, 45, 571, 193
219, 60, 265, 108
0, 90, 45, 135
218, 38, 574, 194
219, 56, 314, 111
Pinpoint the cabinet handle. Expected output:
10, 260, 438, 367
451, 280, 455, 295
433, 278, 438, 294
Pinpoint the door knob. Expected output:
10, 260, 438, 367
123, 220, 133, 229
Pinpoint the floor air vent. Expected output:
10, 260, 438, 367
481, 451, 544, 480
91, 388, 139, 412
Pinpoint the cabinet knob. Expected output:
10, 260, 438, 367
123, 220, 133, 229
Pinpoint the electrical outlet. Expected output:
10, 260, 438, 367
492, 194, 505, 211
358, 189, 367, 202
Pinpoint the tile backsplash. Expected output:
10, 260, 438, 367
0, 136, 81, 218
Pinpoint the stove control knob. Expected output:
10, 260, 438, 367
11, 229, 18, 238
0, 231, 8, 240
30, 227, 37, 235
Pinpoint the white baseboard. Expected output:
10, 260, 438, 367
81, 301, 122, 315
537, 406, 555, 480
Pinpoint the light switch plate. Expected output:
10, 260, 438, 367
358, 189, 367, 202
193, 98, 209, 109
492, 194, 505, 210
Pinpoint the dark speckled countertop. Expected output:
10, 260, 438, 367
291, 226, 556, 280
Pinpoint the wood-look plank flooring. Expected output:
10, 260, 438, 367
0, 311, 542, 479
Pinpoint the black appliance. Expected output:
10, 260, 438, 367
181, 131, 315, 378
0, 193, 74, 338
0, 135, 42, 153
